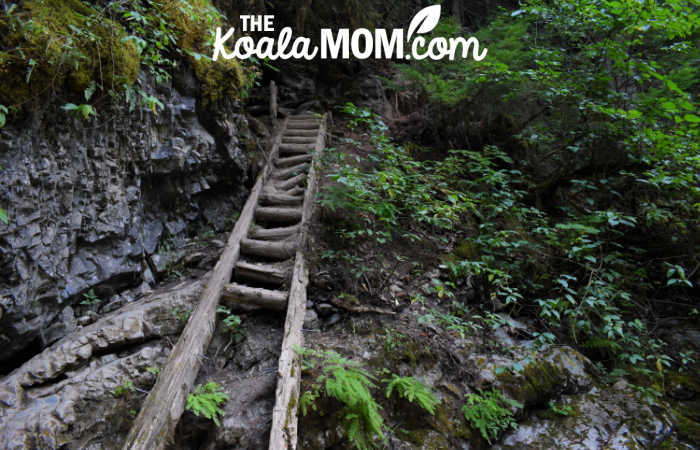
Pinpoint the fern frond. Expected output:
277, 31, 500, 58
384, 374, 440, 415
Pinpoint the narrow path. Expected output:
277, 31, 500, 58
122, 113, 327, 450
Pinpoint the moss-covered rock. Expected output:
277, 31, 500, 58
162, 0, 252, 105
0, 0, 139, 105
674, 411, 700, 444
0, 0, 252, 109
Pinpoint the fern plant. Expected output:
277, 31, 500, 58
462, 389, 522, 444
384, 375, 440, 415
186, 381, 229, 426
299, 348, 386, 450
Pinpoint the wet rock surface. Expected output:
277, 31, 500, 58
0, 76, 254, 366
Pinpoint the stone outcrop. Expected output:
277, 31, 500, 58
0, 73, 256, 367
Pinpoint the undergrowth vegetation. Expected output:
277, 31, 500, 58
299, 347, 441, 449
462, 389, 522, 444
324, 85, 696, 406
186, 381, 229, 426
397, 0, 699, 384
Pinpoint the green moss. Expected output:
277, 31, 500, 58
162, 0, 252, 105
454, 240, 479, 260
397, 429, 450, 448
674, 411, 700, 443
496, 359, 565, 406
0, 0, 252, 108
667, 372, 700, 396
0, 0, 139, 105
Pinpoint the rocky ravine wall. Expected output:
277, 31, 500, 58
0, 72, 256, 369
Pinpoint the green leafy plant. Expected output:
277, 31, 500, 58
146, 366, 160, 375
114, 379, 135, 397
462, 389, 522, 444
548, 400, 573, 416
384, 375, 440, 415
0, 105, 7, 128
186, 381, 229, 426
172, 306, 191, 322
80, 288, 101, 306
216, 305, 244, 343
61, 102, 97, 120
299, 348, 385, 450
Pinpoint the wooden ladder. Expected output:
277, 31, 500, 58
122, 112, 327, 450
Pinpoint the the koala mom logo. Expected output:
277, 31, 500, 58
212, 5, 487, 61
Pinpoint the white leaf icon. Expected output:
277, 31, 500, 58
407, 5, 441, 41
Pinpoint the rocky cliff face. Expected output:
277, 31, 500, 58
0, 72, 256, 369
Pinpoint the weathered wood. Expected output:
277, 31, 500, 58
249, 224, 300, 240
282, 186, 305, 197
260, 192, 304, 206
235, 260, 292, 285
241, 238, 298, 259
276, 154, 312, 167
268, 252, 308, 450
222, 283, 287, 310
269, 113, 327, 450
283, 129, 317, 137
272, 163, 309, 179
282, 136, 317, 144
270, 81, 278, 120
122, 119, 288, 450
255, 206, 303, 223
274, 173, 306, 191
287, 113, 317, 120
286, 121, 318, 129
279, 143, 314, 154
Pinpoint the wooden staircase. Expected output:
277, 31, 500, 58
122, 113, 327, 450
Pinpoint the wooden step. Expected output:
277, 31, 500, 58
288, 114, 318, 120
284, 129, 318, 137
241, 238, 298, 259
282, 186, 305, 197
222, 283, 288, 311
280, 143, 315, 154
255, 206, 303, 223
272, 163, 309, 179
274, 173, 306, 191
260, 192, 304, 207
235, 260, 293, 285
282, 136, 317, 144
286, 121, 319, 130
276, 154, 312, 167
249, 224, 300, 240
